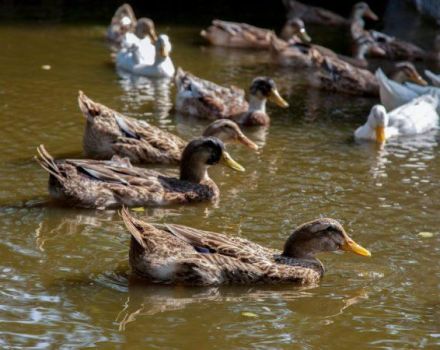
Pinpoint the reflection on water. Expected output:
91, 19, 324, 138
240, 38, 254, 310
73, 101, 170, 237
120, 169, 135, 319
0, 19, 439, 350
116, 69, 173, 121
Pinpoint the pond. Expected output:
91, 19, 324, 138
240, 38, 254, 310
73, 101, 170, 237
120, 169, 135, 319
0, 19, 439, 349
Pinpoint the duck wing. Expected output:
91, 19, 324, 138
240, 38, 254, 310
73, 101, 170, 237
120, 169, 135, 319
162, 223, 274, 263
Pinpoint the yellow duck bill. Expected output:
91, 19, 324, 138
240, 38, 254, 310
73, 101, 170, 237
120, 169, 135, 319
298, 28, 312, 43
375, 126, 386, 143
221, 151, 245, 172
341, 238, 371, 257
269, 89, 289, 108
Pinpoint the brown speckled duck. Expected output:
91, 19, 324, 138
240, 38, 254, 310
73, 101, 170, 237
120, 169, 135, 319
175, 68, 289, 126
79, 91, 257, 165
200, 18, 311, 49
35, 139, 244, 209
123, 209, 371, 286
282, 0, 350, 27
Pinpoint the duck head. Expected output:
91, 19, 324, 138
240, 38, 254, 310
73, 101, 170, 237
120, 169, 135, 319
367, 105, 389, 143
282, 218, 371, 259
135, 18, 157, 42
180, 137, 244, 183
156, 34, 172, 58
392, 62, 427, 85
283, 18, 312, 43
202, 120, 258, 150
250, 77, 289, 108
352, 2, 379, 21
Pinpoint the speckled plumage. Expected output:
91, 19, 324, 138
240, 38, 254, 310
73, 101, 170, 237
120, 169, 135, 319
175, 68, 248, 120
79, 91, 187, 165
200, 20, 276, 49
35, 144, 222, 209
123, 208, 328, 286
283, 0, 350, 27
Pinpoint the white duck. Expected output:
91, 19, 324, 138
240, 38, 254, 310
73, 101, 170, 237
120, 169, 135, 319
354, 94, 438, 143
116, 18, 157, 69
117, 35, 175, 78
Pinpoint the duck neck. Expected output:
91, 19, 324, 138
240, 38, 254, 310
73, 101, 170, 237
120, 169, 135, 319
248, 95, 266, 113
154, 54, 168, 66
391, 70, 408, 83
179, 158, 209, 183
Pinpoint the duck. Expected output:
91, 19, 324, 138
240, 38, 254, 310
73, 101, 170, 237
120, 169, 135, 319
116, 18, 157, 67
275, 18, 379, 69
122, 209, 371, 286
368, 30, 439, 62
107, 3, 137, 49
78, 91, 257, 164
200, 18, 311, 49
425, 69, 440, 87
35, 139, 244, 209
270, 35, 380, 96
350, 3, 438, 62
175, 68, 289, 126
375, 66, 434, 112
354, 94, 439, 143
282, 0, 350, 27
117, 35, 175, 78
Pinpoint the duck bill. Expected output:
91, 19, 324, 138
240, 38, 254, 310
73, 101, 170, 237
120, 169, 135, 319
375, 126, 386, 143
341, 238, 371, 257
365, 8, 379, 21
221, 151, 245, 172
410, 74, 428, 86
369, 45, 386, 57
236, 133, 259, 151
149, 30, 158, 43
298, 28, 312, 43
160, 46, 169, 57
269, 89, 289, 108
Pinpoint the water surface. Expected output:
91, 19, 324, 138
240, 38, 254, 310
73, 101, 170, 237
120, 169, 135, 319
0, 20, 439, 349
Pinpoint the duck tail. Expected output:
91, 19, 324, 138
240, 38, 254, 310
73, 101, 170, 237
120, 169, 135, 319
34, 145, 65, 183
174, 67, 186, 88
78, 90, 102, 122
120, 207, 147, 249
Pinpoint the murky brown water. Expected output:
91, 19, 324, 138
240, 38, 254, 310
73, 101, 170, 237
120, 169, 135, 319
0, 21, 439, 349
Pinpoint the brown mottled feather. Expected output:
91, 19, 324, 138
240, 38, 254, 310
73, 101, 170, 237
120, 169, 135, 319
35, 145, 219, 209
123, 209, 323, 286
175, 68, 248, 119
79, 91, 187, 164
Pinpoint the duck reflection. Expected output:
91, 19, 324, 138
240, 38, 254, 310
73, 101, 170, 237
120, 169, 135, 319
33, 207, 180, 251
360, 130, 438, 183
116, 69, 173, 121
116, 281, 371, 330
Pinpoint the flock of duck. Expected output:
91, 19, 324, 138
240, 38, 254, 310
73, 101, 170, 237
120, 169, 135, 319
35, 1, 440, 286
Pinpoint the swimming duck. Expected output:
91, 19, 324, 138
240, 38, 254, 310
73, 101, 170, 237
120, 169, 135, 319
275, 18, 379, 69
282, 0, 350, 27
425, 70, 440, 87
350, 3, 438, 62
123, 209, 371, 286
117, 35, 175, 78
116, 18, 157, 67
368, 31, 439, 62
175, 68, 289, 126
354, 94, 438, 143
375, 66, 432, 112
35, 139, 244, 209
200, 18, 311, 49
270, 36, 380, 96
78, 91, 257, 164
107, 3, 137, 49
